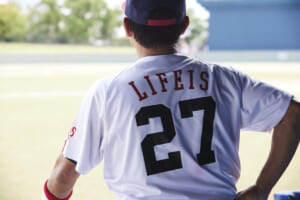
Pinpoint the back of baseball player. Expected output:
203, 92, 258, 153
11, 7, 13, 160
64, 55, 291, 199
42, 0, 299, 200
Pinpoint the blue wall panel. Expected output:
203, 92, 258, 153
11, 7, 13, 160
198, 0, 300, 50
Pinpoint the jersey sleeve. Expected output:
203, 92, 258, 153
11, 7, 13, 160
236, 70, 293, 132
62, 79, 107, 175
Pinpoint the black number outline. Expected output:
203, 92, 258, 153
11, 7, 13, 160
179, 97, 216, 165
136, 97, 216, 176
136, 105, 182, 176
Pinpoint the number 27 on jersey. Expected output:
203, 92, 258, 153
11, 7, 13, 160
135, 96, 216, 176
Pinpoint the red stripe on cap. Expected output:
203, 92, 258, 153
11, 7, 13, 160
121, 1, 126, 11
44, 180, 73, 200
147, 18, 177, 26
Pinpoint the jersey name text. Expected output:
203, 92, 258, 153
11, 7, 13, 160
129, 69, 209, 101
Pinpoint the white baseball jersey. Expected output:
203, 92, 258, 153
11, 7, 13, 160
63, 54, 292, 200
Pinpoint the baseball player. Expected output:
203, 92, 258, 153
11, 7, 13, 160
42, 0, 300, 200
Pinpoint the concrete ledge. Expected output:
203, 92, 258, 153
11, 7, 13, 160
197, 51, 300, 62
0, 51, 299, 63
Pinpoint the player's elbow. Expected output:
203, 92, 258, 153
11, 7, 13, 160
293, 100, 300, 142
46, 154, 79, 198
279, 99, 300, 142
49, 154, 80, 188
54, 166, 77, 186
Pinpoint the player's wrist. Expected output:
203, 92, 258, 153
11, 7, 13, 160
42, 180, 73, 200
253, 183, 270, 199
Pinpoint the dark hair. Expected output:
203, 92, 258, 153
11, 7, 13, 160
128, 7, 184, 49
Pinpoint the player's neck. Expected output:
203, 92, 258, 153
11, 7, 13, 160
135, 43, 177, 59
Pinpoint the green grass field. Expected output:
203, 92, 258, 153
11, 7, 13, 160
0, 61, 299, 200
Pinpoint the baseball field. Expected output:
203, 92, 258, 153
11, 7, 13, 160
0, 45, 299, 200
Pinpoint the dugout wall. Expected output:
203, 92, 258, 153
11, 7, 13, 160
198, 0, 300, 50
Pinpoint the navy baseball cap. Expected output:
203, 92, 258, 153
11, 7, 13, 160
123, 0, 186, 26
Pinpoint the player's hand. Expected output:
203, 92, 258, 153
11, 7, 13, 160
235, 185, 268, 200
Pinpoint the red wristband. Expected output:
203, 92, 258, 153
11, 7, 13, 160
44, 180, 73, 200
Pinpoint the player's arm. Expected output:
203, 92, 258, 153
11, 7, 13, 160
42, 153, 80, 200
236, 99, 300, 200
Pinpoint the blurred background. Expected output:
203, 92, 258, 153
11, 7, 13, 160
0, 0, 299, 200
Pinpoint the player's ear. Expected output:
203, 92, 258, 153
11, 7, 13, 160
123, 17, 133, 37
180, 16, 190, 35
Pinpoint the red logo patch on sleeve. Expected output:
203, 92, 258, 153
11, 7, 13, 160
62, 126, 77, 152
68, 127, 77, 139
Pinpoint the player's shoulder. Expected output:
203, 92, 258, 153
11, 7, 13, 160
195, 59, 239, 77
94, 75, 116, 89
181, 55, 235, 72
211, 61, 245, 78
195, 60, 248, 90
84, 75, 117, 99
199, 60, 236, 74
87, 61, 142, 96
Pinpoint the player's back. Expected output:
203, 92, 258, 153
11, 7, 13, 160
103, 54, 241, 200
